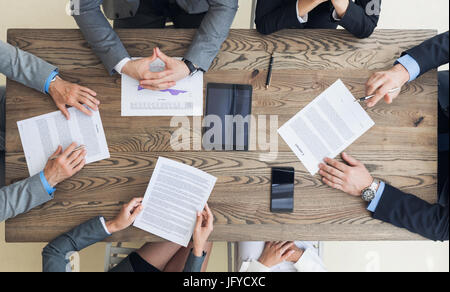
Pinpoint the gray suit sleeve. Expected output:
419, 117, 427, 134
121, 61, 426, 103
0, 173, 52, 222
183, 0, 238, 71
0, 41, 58, 94
73, 0, 131, 75
42, 216, 110, 272
183, 250, 206, 272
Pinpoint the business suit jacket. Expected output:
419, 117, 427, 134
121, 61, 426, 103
0, 41, 57, 94
0, 174, 53, 222
42, 216, 205, 272
73, 0, 238, 74
255, 0, 380, 38
373, 32, 449, 242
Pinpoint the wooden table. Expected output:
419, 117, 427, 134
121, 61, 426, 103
5, 29, 438, 242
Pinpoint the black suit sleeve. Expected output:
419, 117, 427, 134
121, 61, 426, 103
404, 31, 449, 77
255, 0, 304, 35
337, 0, 380, 39
373, 184, 449, 241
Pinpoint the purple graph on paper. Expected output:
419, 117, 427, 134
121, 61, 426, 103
138, 86, 187, 96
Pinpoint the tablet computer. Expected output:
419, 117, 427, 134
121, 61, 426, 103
204, 83, 253, 151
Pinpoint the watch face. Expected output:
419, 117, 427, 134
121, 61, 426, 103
362, 189, 376, 202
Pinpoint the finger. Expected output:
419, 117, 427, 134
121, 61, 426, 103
365, 73, 383, 95
204, 204, 214, 228
130, 205, 144, 221
140, 73, 176, 86
57, 105, 71, 120
72, 158, 86, 173
323, 157, 348, 172
73, 102, 93, 116
81, 92, 100, 107
49, 145, 63, 159
140, 82, 176, 91
126, 197, 144, 210
341, 152, 360, 167
282, 250, 295, 261
323, 177, 343, 191
194, 211, 203, 231
155, 47, 171, 63
367, 83, 390, 107
80, 96, 98, 111
69, 149, 86, 166
80, 86, 97, 98
142, 69, 173, 81
62, 142, 77, 158
319, 163, 345, 179
280, 242, 295, 254
319, 169, 344, 185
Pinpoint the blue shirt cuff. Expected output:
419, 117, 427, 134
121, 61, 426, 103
367, 181, 385, 213
39, 171, 56, 196
396, 55, 420, 82
44, 69, 59, 94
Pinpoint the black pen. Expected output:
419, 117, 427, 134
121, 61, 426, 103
266, 53, 274, 89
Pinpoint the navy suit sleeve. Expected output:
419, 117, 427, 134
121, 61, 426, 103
373, 184, 449, 241
337, 0, 380, 38
255, 0, 303, 35
403, 31, 449, 77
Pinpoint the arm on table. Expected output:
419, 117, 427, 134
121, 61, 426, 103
183, 0, 238, 71
0, 40, 57, 93
73, 0, 130, 75
42, 217, 111, 272
372, 184, 449, 241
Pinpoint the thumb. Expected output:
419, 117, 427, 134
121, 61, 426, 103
52, 145, 63, 156
156, 47, 171, 63
130, 205, 143, 222
342, 152, 359, 166
194, 211, 203, 231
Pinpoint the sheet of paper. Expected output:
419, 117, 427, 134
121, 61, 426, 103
278, 79, 375, 175
121, 58, 204, 116
134, 157, 217, 247
17, 107, 110, 176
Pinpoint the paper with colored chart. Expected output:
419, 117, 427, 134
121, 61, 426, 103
121, 58, 204, 116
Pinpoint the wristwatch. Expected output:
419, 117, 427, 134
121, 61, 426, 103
182, 58, 202, 76
361, 179, 380, 202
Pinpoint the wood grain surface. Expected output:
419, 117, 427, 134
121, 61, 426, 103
5, 29, 437, 242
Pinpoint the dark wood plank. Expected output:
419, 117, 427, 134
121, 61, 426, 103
4, 29, 438, 242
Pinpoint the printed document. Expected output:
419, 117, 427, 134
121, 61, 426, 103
134, 157, 217, 247
121, 58, 204, 116
278, 79, 374, 175
17, 108, 110, 176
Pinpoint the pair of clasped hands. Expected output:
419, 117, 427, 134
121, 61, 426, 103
44, 48, 185, 189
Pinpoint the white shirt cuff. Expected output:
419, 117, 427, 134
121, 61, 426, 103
293, 248, 327, 272
296, 0, 309, 23
99, 217, 111, 235
114, 57, 132, 74
332, 9, 342, 21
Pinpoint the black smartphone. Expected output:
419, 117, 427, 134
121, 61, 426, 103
270, 167, 295, 213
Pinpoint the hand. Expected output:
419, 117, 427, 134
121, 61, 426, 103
330, 0, 350, 18
365, 64, 410, 107
43, 142, 87, 187
139, 47, 190, 91
106, 197, 143, 234
297, 0, 328, 17
48, 76, 99, 120
193, 204, 214, 257
258, 241, 295, 268
319, 152, 373, 197
285, 244, 304, 263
